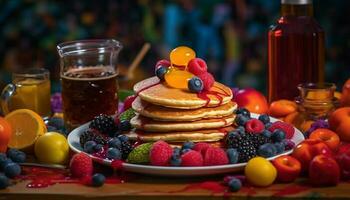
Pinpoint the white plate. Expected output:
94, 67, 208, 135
68, 113, 304, 176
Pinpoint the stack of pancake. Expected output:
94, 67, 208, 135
127, 76, 237, 146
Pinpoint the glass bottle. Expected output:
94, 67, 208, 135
268, 0, 325, 102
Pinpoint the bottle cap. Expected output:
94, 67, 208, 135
281, 0, 312, 4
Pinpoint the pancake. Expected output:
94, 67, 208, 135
134, 76, 233, 109
131, 114, 235, 132
132, 97, 237, 121
168, 141, 224, 148
126, 127, 234, 142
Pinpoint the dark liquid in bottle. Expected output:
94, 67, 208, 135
268, 4, 325, 102
61, 66, 118, 130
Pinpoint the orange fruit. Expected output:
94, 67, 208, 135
268, 100, 297, 118
169, 46, 196, 67
0, 117, 12, 153
309, 128, 340, 151
5, 109, 47, 150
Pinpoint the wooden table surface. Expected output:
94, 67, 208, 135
2, 172, 350, 200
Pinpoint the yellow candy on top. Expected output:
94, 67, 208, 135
164, 67, 194, 89
170, 46, 196, 67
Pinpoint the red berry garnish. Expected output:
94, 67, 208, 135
122, 95, 136, 112
268, 121, 295, 139
155, 59, 171, 72
198, 72, 215, 91
245, 119, 265, 134
187, 58, 208, 76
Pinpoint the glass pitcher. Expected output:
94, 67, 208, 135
57, 39, 122, 131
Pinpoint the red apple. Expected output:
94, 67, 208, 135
309, 154, 340, 186
291, 139, 333, 172
272, 155, 301, 183
234, 88, 269, 114
335, 145, 350, 180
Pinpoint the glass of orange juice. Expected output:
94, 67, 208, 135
1, 68, 51, 119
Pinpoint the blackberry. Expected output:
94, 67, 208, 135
226, 133, 252, 149
79, 129, 108, 147
120, 141, 133, 159
248, 134, 271, 148
238, 145, 257, 163
89, 114, 117, 136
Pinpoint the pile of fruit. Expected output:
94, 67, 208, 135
155, 46, 215, 93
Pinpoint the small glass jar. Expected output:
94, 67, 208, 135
293, 82, 338, 132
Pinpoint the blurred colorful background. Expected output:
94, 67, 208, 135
0, 0, 349, 94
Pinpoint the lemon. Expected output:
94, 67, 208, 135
34, 132, 69, 165
5, 109, 47, 150
245, 157, 277, 187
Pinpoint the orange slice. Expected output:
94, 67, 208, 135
164, 67, 194, 89
5, 109, 47, 150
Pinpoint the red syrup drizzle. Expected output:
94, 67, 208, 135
135, 80, 161, 96
197, 86, 231, 107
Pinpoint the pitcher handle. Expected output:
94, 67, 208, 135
1, 83, 16, 115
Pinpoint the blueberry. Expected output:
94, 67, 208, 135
258, 114, 270, 124
173, 147, 181, 157
117, 135, 129, 142
4, 162, 21, 178
228, 178, 242, 192
258, 143, 277, 158
47, 125, 58, 132
6, 149, 18, 159
274, 142, 285, 154
234, 114, 249, 126
272, 129, 286, 142
188, 76, 204, 93
226, 148, 239, 164
94, 144, 104, 152
106, 148, 122, 160
265, 122, 272, 129
108, 138, 122, 149
91, 173, 105, 187
119, 120, 131, 131
235, 108, 250, 118
48, 117, 65, 130
10, 151, 26, 163
170, 156, 182, 166
155, 66, 168, 80
282, 139, 295, 150
0, 159, 12, 171
84, 141, 97, 153
0, 174, 9, 189
261, 130, 272, 138
182, 141, 195, 150
227, 131, 240, 141
181, 148, 191, 155
0, 153, 7, 163
236, 126, 245, 135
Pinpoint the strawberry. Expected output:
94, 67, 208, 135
198, 72, 215, 91
187, 58, 208, 76
245, 119, 265, 134
70, 153, 93, 178
269, 121, 295, 139
181, 150, 203, 166
204, 147, 229, 166
149, 141, 173, 166
193, 142, 211, 156
122, 95, 137, 112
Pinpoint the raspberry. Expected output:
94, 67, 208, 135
245, 119, 265, 134
198, 72, 215, 91
203, 147, 229, 166
122, 95, 137, 112
70, 153, 93, 179
193, 142, 211, 156
149, 141, 173, 166
268, 121, 295, 139
181, 150, 203, 166
187, 58, 207, 76
155, 59, 171, 71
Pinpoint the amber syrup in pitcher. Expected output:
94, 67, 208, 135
268, 0, 325, 102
